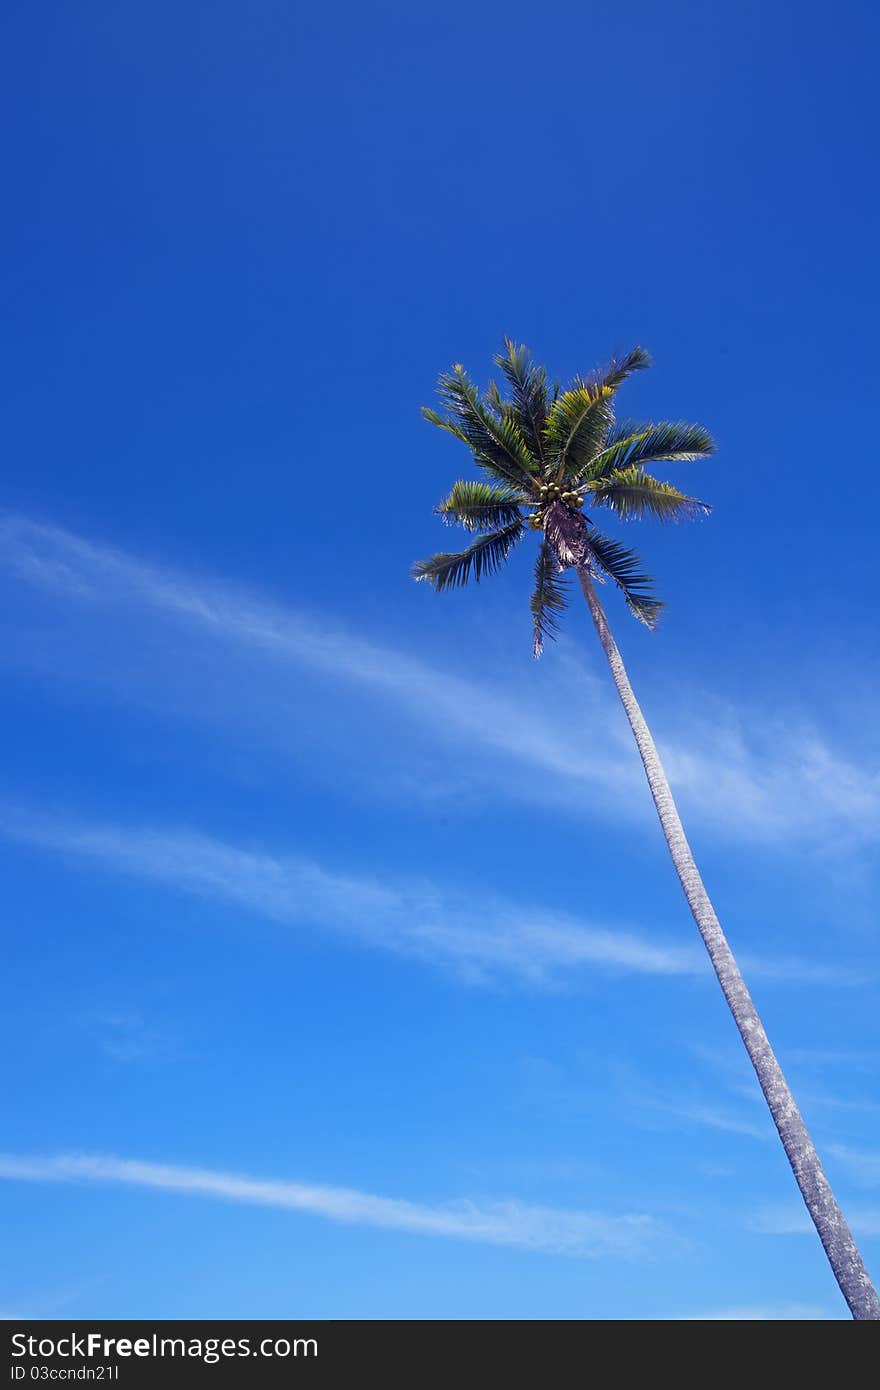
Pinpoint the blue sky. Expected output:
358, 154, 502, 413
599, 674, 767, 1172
1, 1, 879, 1321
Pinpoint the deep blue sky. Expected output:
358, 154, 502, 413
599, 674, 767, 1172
1, 1, 879, 1320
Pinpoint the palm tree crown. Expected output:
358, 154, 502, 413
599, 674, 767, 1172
412, 339, 715, 653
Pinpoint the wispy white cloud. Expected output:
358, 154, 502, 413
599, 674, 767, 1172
3, 808, 864, 989
828, 1144, 880, 1187
73, 1007, 176, 1065
0, 808, 705, 984
0, 514, 634, 806
0, 1281, 103, 1322
783, 1048, 880, 1072
736, 955, 875, 987
686, 1042, 880, 1122
3, 514, 880, 845
752, 1206, 880, 1237
681, 1303, 840, 1320
0, 1153, 665, 1260
660, 1102, 770, 1142
626, 1071, 774, 1142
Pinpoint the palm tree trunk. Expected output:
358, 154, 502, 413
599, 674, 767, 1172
576, 563, 880, 1321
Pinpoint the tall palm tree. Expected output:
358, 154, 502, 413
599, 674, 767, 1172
412, 339, 880, 1321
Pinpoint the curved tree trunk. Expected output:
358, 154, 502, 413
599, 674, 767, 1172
576, 563, 880, 1321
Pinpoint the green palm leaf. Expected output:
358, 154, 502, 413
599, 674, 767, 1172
494, 338, 549, 465
587, 466, 711, 523
436, 480, 524, 532
411, 519, 525, 591
587, 346, 652, 393
587, 420, 715, 481
530, 541, 568, 657
583, 525, 663, 627
485, 379, 505, 415
421, 406, 470, 445
544, 382, 614, 477
425, 365, 537, 488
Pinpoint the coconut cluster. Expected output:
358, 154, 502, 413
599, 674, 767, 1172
539, 483, 584, 508
529, 482, 584, 529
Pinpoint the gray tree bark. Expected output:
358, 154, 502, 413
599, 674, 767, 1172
576, 562, 880, 1321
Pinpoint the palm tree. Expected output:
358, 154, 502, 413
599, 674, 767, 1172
412, 339, 880, 1321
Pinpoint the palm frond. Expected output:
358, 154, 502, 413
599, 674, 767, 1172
431, 365, 537, 487
494, 338, 549, 465
421, 406, 470, 444
587, 346, 652, 393
586, 467, 711, 523
587, 420, 716, 481
530, 542, 568, 658
436, 480, 524, 532
583, 525, 663, 627
544, 383, 614, 477
411, 519, 525, 591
